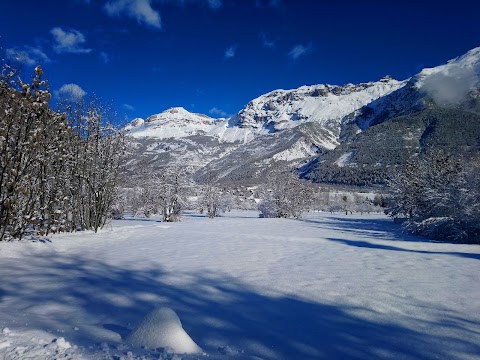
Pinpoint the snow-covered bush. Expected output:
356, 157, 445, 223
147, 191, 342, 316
386, 151, 480, 243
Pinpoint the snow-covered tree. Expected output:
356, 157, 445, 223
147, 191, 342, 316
155, 167, 191, 222
386, 151, 479, 243
0, 65, 68, 239
196, 173, 231, 218
0, 62, 125, 240
58, 97, 125, 232
129, 166, 191, 222
258, 164, 311, 218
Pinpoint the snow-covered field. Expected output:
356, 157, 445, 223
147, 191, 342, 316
0, 211, 479, 360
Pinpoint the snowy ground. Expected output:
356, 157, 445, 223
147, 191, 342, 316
0, 211, 479, 360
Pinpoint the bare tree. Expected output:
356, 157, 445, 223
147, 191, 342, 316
197, 173, 231, 218
258, 163, 311, 219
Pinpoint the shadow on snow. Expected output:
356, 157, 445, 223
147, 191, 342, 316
1, 252, 479, 359
301, 215, 480, 260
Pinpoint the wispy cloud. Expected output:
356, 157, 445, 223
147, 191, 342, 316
56, 83, 87, 101
100, 52, 110, 64
123, 103, 135, 111
288, 43, 312, 60
172, 0, 222, 9
50, 27, 92, 54
104, 0, 161, 29
6, 46, 51, 66
209, 107, 227, 117
224, 44, 237, 59
259, 32, 275, 48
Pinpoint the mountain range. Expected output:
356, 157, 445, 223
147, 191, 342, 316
125, 47, 480, 186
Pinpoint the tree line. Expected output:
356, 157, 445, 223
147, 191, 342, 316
3, 64, 475, 244
0, 64, 124, 241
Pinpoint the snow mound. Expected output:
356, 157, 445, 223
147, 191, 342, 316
126, 307, 202, 354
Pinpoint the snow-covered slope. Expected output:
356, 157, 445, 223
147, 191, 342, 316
124, 78, 407, 183
306, 47, 480, 185
351, 47, 480, 130
415, 47, 480, 91
233, 78, 405, 135
126, 78, 405, 148
126, 107, 221, 139
124, 47, 480, 185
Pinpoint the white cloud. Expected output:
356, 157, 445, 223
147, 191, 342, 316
56, 83, 87, 101
100, 52, 110, 64
104, 0, 161, 29
288, 43, 312, 60
209, 107, 227, 117
421, 66, 479, 106
6, 46, 50, 66
259, 33, 275, 48
123, 103, 135, 111
224, 44, 237, 59
50, 27, 92, 54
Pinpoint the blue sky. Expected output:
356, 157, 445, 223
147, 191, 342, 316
1, 0, 479, 122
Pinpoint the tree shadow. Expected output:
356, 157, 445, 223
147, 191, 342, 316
301, 215, 414, 241
301, 215, 480, 260
1, 253, 479, 359
325, 237, 480, 260
119, 217, 163, 223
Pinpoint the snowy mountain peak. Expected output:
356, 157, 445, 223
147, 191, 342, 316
124, 117, 145, 131
145, 106, 215, 124
232, 77, 406, 133
125, 77, 406, 148
448, 46, 480, 67
126, 106, 223, 139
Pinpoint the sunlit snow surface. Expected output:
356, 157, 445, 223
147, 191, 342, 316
0, 211, 479, 359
